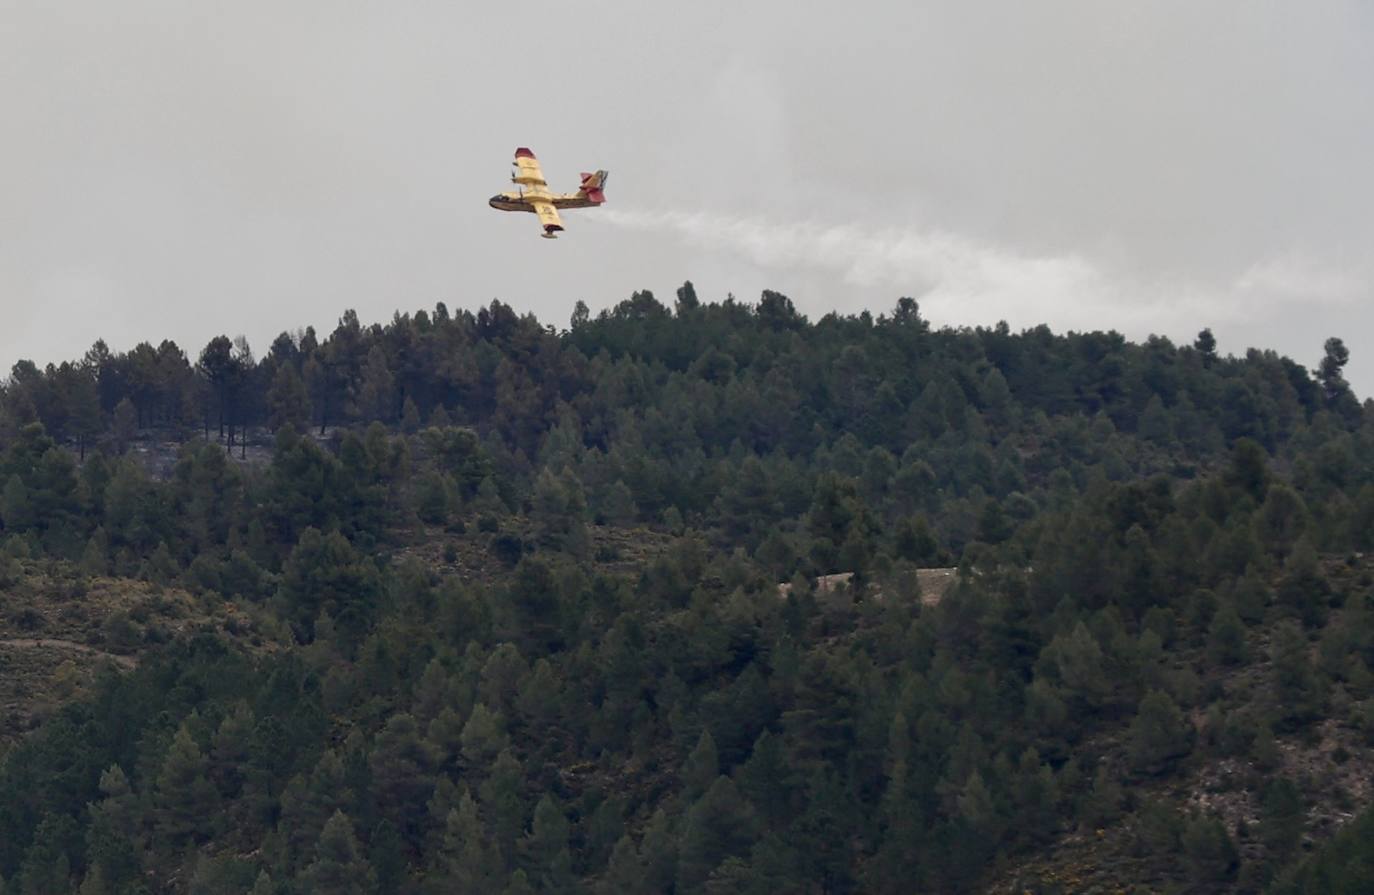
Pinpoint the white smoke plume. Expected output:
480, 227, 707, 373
594, 208, 1364, 334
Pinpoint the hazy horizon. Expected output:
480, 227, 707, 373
5, 1, 1372, 397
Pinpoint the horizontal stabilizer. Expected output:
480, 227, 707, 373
579, 170, 609, 204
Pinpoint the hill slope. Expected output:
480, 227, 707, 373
0, 292, 1370, 893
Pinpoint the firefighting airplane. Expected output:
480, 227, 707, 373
488, 147, 609, 238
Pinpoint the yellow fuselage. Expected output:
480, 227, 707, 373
487, 192, 599, 212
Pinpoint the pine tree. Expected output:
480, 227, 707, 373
1223, 438, 1270, 502
1316, 336, 1352, 406
681, 729, 720, 803
369, 713, 437, 846
1270, 620, 1325, 731
76, 865, 107, 895
86, 764, 144, 889
67, 366, 103, 459
0, 476, 33, 532
1040, 622, 1113, 713
267, 365, 310, 432
153, 723, 219, 850
870, 713, 923, 890
279, 749, 354, 869
604, 835, 656, 895
1275, 539, 1330, 629
460, 702, 509, 767
1079, 762, 1124, 829
1132, 798, 1182, 857
515, 658, 561, 731
530, 467, 588, 551
81, 526, 110, 576
299, 811, 377, 895
502, 870, 537, 895
357, 345, 396, 423
424, 776, 462, 856
1138, 394, 1173, 444
414, 470, 458, 525
676, 777, 759, 893
1181, 813, 1238, 883
1269, 801, 1374, 892
1194, 328, 1218, 367
480, 749, 527, 867
976, 498, 1012, 545
1206, 602, 1248, 665
369, 820, 405, 895
209, 702, 255, 801
1251, 722, 1282, 771
675, 281, 699, 314
600, 480, 638, 526
1260, 777, 1305, 858
1352, 484, 1374, 551
1010, 746, 1060, 840
1127, 690, 1193, 776
1255, 484, 1309, 561
599, 835, 645, 895
581, 794, 625, 874
276, 527, 382, 647
412, 658, 461, 725
17, 814, 79, 895
426, 706, 466, 771
1231, 564, 1272, 624
188, 854, 262, 894
434, 791, 500, 892
737, 730, 790, 830
112, 397, 138, 453
519, 795, 574, 892
400, 396, 422, 434
637, 808, 678, 895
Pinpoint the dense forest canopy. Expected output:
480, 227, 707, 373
0, 288, 1371, 893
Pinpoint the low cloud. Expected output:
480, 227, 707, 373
596, 208, 1367, 337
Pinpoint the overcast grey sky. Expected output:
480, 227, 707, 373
4, 1, 1372, 396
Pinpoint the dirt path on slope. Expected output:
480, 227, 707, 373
0, 638, 137, 670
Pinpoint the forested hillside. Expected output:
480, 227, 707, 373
0, 288, 1371, 893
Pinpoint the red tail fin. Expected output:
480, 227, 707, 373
578, 170, 609, 204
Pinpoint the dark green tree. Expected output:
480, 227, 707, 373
267, 364, 310, 432
676, 777, 759, 894
17, 813, 79, 895
1269, 620, 1326, 731
681, 729, 720, 804
1127, 690, 1193, 776
1206, 602, 1248, 665
369, 714, 436, 847
1180, 813, 1238, 883
275, 527, 381, 646
299, 811, 377, 895
519, 795, 574, 892
1259, 777, 1305, 858
1194, 328, 1217, 367
433, 791, 500, 893
152, 723, 218, 850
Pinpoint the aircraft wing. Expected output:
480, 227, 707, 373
506, 149, 571, 236
532, 200, 564, 237
512, 147, 548, 188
